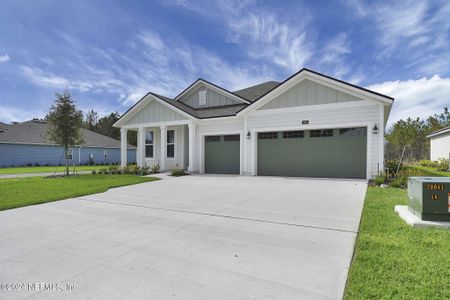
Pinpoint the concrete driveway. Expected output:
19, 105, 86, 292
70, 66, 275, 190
0, 175, 367, 299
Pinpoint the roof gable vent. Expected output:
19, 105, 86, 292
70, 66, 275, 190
199, 90, 207, 106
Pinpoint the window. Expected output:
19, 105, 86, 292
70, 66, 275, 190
206, 136, 220, 142
283, 131, 304, 138
167, 130, 175, 158
224, 134, 240, 141
199, 90, 207, 106
310, 129, 333, 137
103, 149, 108, 159
145, 131, 153, 158
339, 127, 367, 137
258, 132, 278, 139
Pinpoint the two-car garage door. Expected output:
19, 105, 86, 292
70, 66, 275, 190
257, 127, 367, 179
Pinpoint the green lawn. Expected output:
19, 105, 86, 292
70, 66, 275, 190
0, 174, 157, 211
407, 165, 450, 177
345, 187, 450, 299
0, 165, 114, 175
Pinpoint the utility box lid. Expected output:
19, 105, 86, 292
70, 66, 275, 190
407, 177, 450, 221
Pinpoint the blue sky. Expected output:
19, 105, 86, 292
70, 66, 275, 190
0, 0, 449, 128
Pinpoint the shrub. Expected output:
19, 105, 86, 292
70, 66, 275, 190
99, 168, 108, 175
390, 177, 405, 188
171, 168, 188, 177
436, 158, 449, 171
419, 159, 438, 168
27, 163, 33, 167
373, 174, 386, 186
150, 163, 160, 174
92, 170, 97, 175
34, 162, 40, 167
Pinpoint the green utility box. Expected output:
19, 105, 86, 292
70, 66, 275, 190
407, 177, 450, 221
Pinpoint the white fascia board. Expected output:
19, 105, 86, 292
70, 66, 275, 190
175, 80, 250, 104
114, 94, 195, 128
238, 70, 393, 117
427, 128, 450, 138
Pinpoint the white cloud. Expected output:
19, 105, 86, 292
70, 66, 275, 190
20, 66, 70, 88
367, 75, 450, 128
0, 53, 10, 63
0, 106, 45, 123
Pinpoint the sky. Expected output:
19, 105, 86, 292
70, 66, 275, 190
0, 0, 449, 128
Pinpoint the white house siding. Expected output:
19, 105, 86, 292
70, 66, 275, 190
430, 132, 450, 160
244, 102, 383, 177
143, 125, 185, 170
126, 100, 187, 125
194, 119, 244, 172
180, 85, 242, 108
259, 79, 362, 110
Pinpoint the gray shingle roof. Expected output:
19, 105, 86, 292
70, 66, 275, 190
0, 120, 135, 148
150, 92, 247, 119
0, 122, 11, 131
232, 81, 280, 102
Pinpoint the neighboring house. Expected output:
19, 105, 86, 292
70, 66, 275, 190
114, 68, 394, 179
0, 120, 136, 167
427, 126, 450, 161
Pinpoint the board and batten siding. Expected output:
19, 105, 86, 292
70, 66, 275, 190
180, 85, 241, 108
126, 100, 187, 125
430, 132, 450, 161
244, 102, 383, 177
0, 143, 135, 167
259, 79, 362, 110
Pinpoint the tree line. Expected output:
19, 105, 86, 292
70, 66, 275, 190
83, 109, 137, 146
385, 107, 449, 161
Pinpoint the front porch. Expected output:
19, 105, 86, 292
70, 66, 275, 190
120, 121, 196, 172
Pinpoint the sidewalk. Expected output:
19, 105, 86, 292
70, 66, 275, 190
0, 170, 92, 179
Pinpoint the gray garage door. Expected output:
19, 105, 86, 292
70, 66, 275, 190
205, 135, 240, 174
257, 127, 367, 179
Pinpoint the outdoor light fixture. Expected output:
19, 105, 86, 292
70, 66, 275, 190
372, 124, 379, 134
246, 131, 251, 139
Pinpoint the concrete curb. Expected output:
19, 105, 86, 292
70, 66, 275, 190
395, 205, 450, 229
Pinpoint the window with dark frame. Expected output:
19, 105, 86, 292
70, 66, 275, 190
167, 130, 175, 158
224, 134, 240, 141
283, 131, 304, 138
339, 127, 367, 137
205, 136, 220, 142
258, 132, 278, 139
145, 131, 154, 158
310, 129, 333, 137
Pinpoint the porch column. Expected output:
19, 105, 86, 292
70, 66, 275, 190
160, 125, 167, 171
187, 122, 195, 172
137, 127, 145, 167
120, 128, 127, 168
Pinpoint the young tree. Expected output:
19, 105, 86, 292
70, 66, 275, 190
84, 109, 98, 131
46, 90, 84, 175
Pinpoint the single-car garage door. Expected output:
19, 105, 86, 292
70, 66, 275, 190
257, 127, 367, 179
205, 135, 240, 174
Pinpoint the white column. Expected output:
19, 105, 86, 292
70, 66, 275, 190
120, 128, 127, 168
137, 127, 145, 167
160, 125, 167, 171
187, 122, 195, 172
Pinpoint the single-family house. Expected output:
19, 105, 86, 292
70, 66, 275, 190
114, 68, 394, 179
427, 126, 450, 161
0, 119, 136, 167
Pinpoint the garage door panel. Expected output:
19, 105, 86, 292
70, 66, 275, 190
205, 135, 240, 174
257, 128, 366, 179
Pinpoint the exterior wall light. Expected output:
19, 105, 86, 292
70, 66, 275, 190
246, 131, 251, 139
373, 124, 379, 134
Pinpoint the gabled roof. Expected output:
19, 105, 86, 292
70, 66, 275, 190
115, 68, 394, 125
174, 78, 250, 104
233, 81, 280, 102
427, 126, 450, 138
0, 120, 135, 148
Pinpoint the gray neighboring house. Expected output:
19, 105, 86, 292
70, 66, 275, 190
427, 126, 450, 161
0, 120, 136, 167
